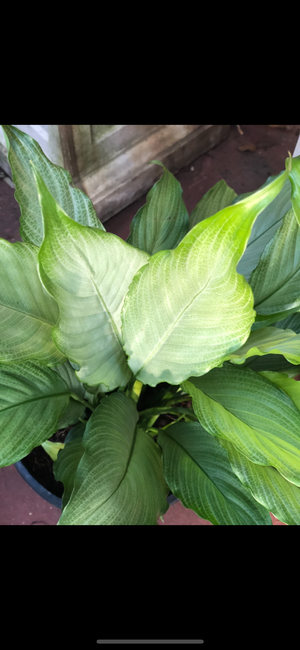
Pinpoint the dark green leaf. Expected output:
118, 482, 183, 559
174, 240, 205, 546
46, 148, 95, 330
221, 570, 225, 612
1, 124, 105, 246
0, 362, 70, 466
189, 179, 236, 230
182, 364, 300, 487
53, 422, 86, 509
57, 393, 169, 525
127, 161, 189, 254
158, 421, 271, 525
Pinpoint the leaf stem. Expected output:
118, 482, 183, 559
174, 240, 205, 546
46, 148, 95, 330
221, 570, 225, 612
147, 428, 159, 437
70, 393, 95, 412
138, 405, 196, 419
160, 413, 186, 430
161, 395, 192, 407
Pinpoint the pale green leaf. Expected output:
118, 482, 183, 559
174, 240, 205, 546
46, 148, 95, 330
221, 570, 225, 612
220, 438, 300, 525
158, 421, 272, 525
257, 370, 300, 411
236, 177, 291, 281
41, 439, 65, 461
231, 172, 281, 205
57, 393, 169, 525
227, 326, 300, 365
288, 154, 300, 226
182, 364, 300, 487
1, 124, 105, 247
249, 208, 300, 316
53, 422, 86, 509
127, 161, 189, 254
33, 165, 149, 389
189, 179, 237, 230
0, 362, 70, 467
0, 240, 66, 365
122, 167, 289, 387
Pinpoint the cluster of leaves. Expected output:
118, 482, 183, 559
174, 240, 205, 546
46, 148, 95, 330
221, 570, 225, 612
1, 125, 300, 525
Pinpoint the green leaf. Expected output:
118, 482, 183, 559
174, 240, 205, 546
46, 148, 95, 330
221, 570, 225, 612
127, 161, 189, 254
251, 308, 300, 331
239, 354, 300, 377
1, 125, 105, 247
257, 370, 300, 411
41, 439, 65, 461
272, 311, 300, 333
57, 393, 169, 525
53, 362, 88, 427
189, 179, 237, 230
0, 240, 66, 365
236, 177, 291, 281
232, 172, 286, 205
53, 360, 87, 400
53, 422, 86, 509
182, 364, 300, 487
33, 165, 149, 389
227, 326, 300, 366
157, 421, 272, 525
220, 438, 300, 525
288, 154, 300, 226
122, 166, 289, 387
0, 362, 71, 466
249, 208, 300, 316
55, 399, 86, 428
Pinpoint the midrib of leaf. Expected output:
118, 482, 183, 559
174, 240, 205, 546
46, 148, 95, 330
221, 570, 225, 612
72, 423, 139, 518
135, 275, 212, 376
162, 429, 233, 505
0, 391, 70, 412
0, 300, 54, 326
90, 274, 123, 350
246, 216, 284, 249
254, 265, 300, 309
197, 388, 299, 440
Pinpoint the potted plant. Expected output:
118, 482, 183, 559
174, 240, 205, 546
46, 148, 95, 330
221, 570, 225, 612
2, 124, 300, 525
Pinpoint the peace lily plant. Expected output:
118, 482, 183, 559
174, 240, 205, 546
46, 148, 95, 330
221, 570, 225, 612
2, 126, 300, 525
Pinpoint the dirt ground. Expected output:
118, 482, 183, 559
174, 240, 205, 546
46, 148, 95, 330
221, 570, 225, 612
1, 124, 300, 242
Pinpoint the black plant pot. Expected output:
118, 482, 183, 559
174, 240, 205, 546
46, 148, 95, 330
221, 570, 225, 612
15, 460, 62, 508
14, 459, 179, 510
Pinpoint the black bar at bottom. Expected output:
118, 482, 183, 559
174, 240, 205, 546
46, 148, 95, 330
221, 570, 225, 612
96, 641, 204, 645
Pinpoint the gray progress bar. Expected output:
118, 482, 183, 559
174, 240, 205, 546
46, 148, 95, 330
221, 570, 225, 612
96, 641, 204, 644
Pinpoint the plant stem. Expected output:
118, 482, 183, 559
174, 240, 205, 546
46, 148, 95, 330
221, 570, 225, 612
70, 393, 95, 412
161, 413, 186, 430
138, 405, 196, 419
147, 428, 159, 437
161, 395, 191, 407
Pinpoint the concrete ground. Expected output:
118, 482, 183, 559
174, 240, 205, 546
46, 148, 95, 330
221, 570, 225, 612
1, 124, 299, 525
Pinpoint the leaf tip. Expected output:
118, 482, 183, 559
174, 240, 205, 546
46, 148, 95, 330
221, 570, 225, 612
286, 152, 292, 173
148, 159, 165, 170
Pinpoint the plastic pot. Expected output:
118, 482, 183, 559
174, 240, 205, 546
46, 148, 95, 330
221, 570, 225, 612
14, 459, 179, 509
14, 459, 62, 508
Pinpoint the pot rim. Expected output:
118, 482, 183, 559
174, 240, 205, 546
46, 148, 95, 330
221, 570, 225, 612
14, 459, 179, 509
14, 460, 63, 509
